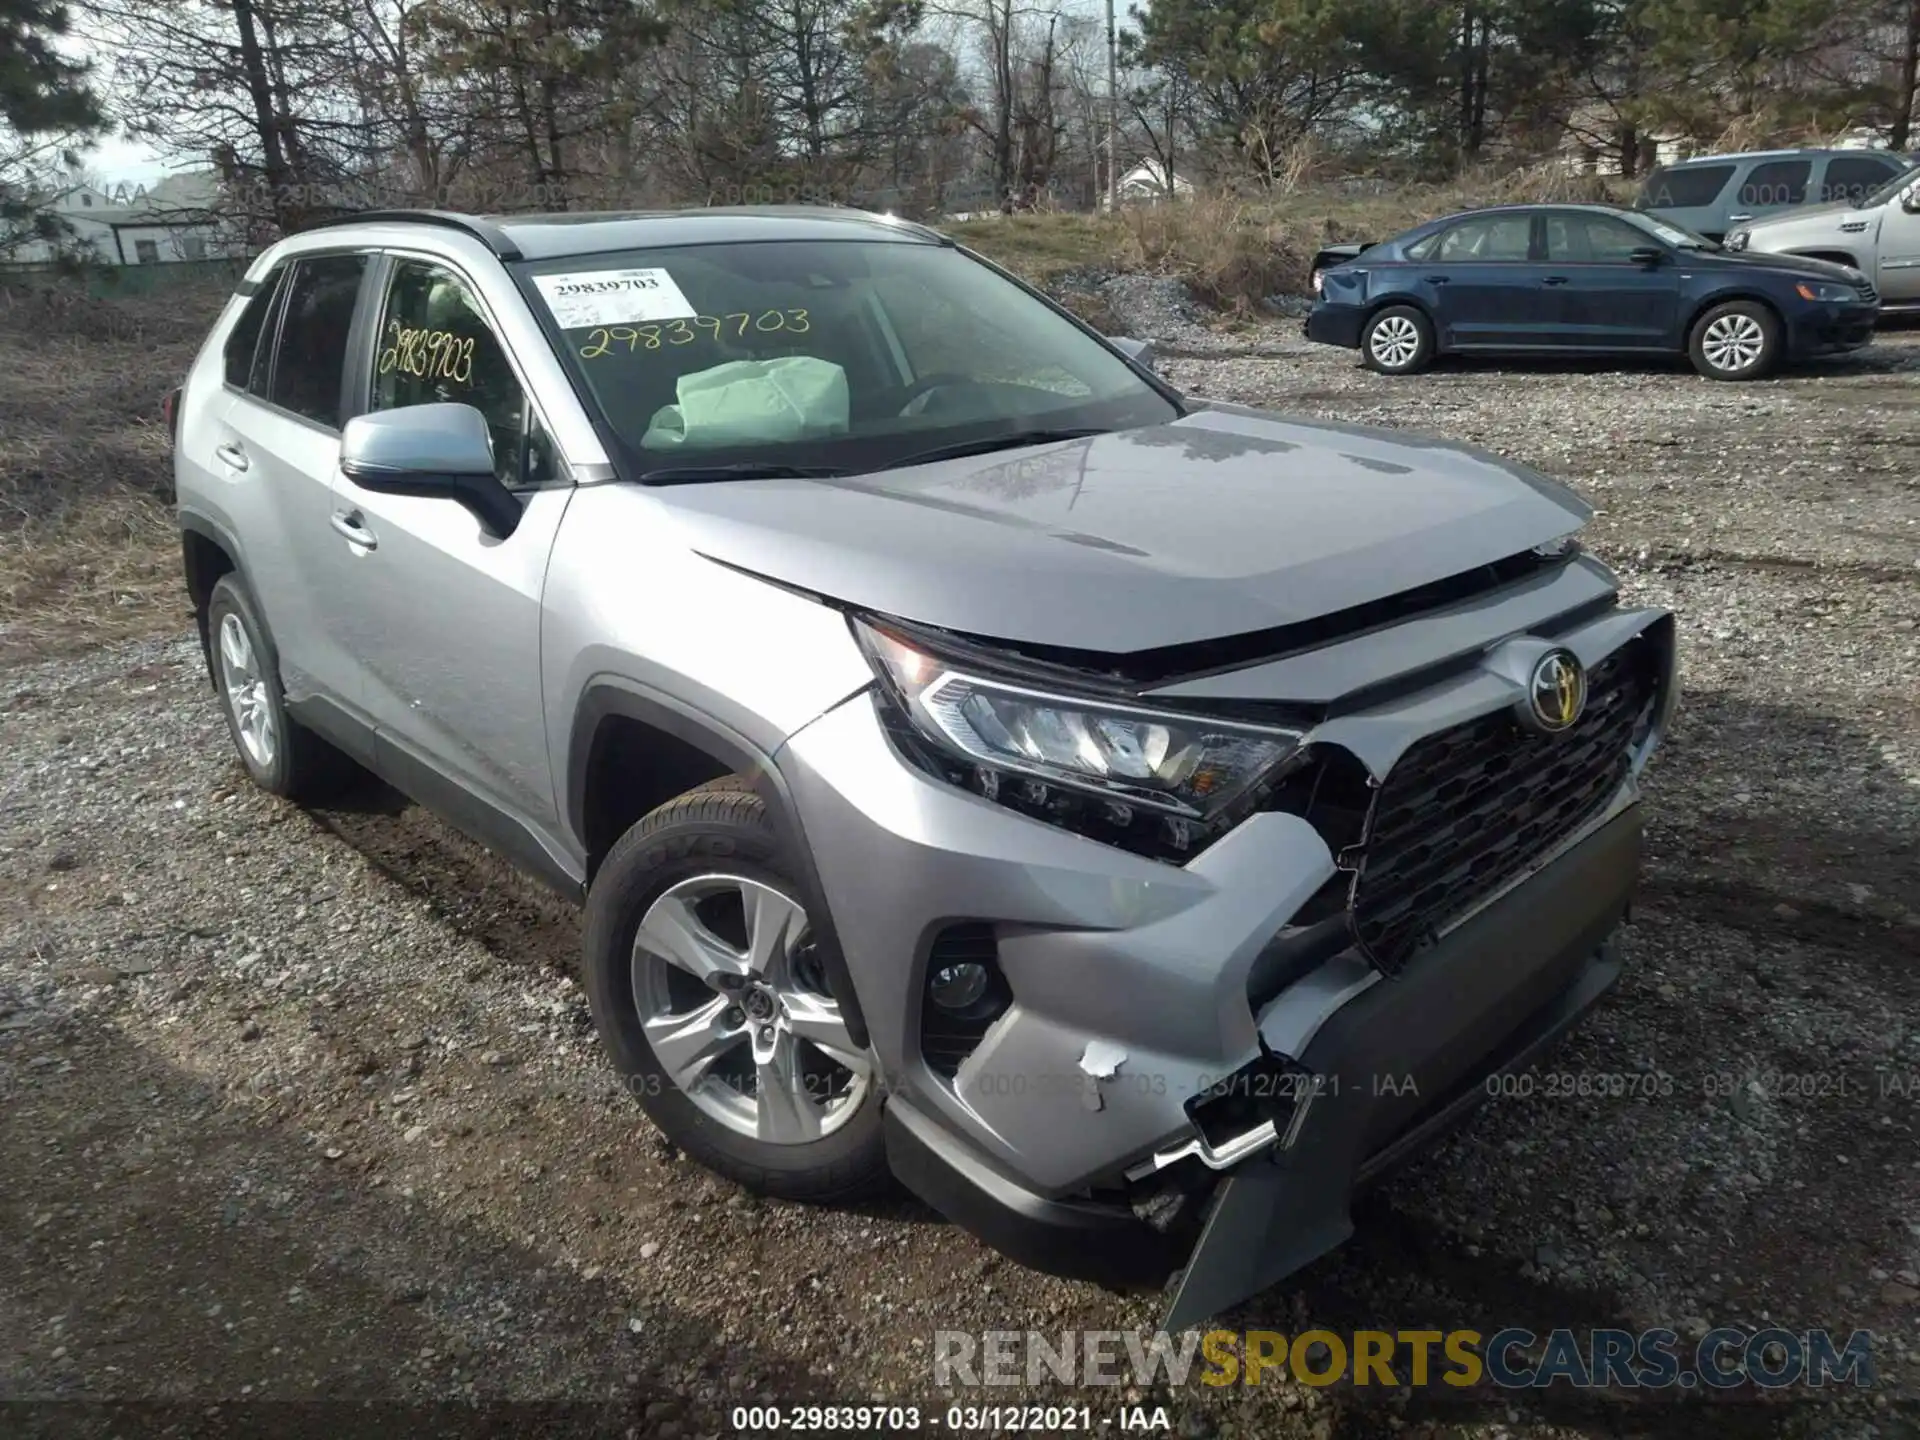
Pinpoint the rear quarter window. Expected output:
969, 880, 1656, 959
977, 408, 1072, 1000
1822, 155, 1903, 205
1638, 164, 1735, 210
222, 268, 284, 389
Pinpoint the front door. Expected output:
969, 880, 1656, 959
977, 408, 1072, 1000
317, 254, 574, 836
1877, 183, 1920, 302
1540, 212, 1680, 349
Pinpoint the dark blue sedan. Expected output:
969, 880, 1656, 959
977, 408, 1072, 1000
1304, 204, 1879, 380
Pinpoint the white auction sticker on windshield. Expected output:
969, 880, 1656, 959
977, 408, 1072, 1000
533, 268, 695, 328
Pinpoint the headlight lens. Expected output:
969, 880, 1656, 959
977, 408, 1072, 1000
1794, 280, 1855, 303
855, 619, 1305, 854
1725, 230, 1749, 251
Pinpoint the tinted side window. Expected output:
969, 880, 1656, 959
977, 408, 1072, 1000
372, 259, 551, 487
1738, 160, 1811, 209
222, 267, 284, 389
267, 255, 368, 428
1640, 164, 1734, 210
1435, 215, 1532, 261
1544, 214, 1650, 262
1823, 155, 1902, 205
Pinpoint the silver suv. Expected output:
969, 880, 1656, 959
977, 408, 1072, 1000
172, 208, 1677, 1327
1635, 147, 1911, 242
1728, 163, 1920, 309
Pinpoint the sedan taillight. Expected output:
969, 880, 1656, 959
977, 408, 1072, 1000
163, 387, 181, 442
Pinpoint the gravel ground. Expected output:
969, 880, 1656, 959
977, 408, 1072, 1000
3, 316, 1918, 1439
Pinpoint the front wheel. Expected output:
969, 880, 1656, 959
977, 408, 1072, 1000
581, 779, 888, 1202
1689, 300, 1780, 380
1361, 305, 1435, 375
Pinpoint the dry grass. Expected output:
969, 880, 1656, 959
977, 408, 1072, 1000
949, 171, 1639, 313
0, 279, 229, 661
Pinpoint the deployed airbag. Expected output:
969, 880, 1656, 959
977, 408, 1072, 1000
642, 357, 850, 448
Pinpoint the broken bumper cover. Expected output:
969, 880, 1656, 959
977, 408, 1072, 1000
882, 803, 1641, 1327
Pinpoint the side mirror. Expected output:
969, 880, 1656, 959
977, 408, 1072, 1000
339, 402, 521, 538
1628, 246, 1665, 267
1108, 334, 1158, 372
1901, 187, 1920, 214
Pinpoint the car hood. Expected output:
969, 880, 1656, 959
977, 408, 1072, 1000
1742, 202, 1877, 240
1709, 246, 1865, 280
651, 404, 1591, 655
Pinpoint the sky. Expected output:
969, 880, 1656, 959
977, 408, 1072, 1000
79, 130, 173, 187
55, 34, 175, 186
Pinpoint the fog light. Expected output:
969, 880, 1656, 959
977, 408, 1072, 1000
929, 961, 990, 1011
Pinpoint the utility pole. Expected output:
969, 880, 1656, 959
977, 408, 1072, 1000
1105, 0, 1119, 212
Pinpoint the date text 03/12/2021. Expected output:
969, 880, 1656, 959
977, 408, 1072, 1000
727, 1405, 1166, 1433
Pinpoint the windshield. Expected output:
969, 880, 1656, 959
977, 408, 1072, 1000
1863, 162, 1920, 209
517, 239, 1179, 479
1622, 210, 1713, 248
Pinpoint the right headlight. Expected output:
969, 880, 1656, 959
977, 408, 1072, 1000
1725, 229, 1750, 251
854, 618, 1308, 857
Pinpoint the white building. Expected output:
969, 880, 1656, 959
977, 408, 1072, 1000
4, 172, 244, 265
1101, 160, 1194, 209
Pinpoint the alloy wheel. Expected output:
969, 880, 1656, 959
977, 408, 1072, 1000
1369, 314, 1422, 369
631, 874, 871, 1144
217, 612, 278, 771
1700, 313, 1766, 373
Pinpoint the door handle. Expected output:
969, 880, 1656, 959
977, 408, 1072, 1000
1424, 275, 1450, 284
213, 442, 249, 472
1726, 213, 1753, 223
329, 511, 378, 550
1542, 275, 1570, 285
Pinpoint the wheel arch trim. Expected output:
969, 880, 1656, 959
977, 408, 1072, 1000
179, 511, 254, 688
1684, 289, 1786, 340
566, 677, 871, 1048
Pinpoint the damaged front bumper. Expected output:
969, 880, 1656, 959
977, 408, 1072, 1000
777, 578, 1673, 1328
883, 801, 1640, 1327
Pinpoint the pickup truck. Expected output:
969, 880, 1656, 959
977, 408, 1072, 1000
1726, 164, 1920, 311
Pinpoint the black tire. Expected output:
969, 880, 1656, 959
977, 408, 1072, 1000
582, 779, 888, 1202
1361, 305, 1435, 375
1688, 299, 1780, 380
205, 575, 356, 802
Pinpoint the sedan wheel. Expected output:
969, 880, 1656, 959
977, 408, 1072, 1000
1361, 305, 1434, 375
1700, 313, 1765, 373
631, 873, 871, 1145
1689, 301, 1780, 380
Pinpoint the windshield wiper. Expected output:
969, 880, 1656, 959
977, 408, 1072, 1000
890, 427, 1110, 471
640, 461, 852, 484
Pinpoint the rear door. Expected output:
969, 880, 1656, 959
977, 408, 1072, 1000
1540, 211, 1680, 349
1726, 157, 1813, 233
213, 251, 373, 706
1419, 213, 1552, 347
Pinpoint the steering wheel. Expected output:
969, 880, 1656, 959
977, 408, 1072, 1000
895, 372, 979, 416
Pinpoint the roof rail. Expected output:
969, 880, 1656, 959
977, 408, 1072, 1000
295, 209, 523, 260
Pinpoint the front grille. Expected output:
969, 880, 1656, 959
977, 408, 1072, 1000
1349, 641, 1657, 973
